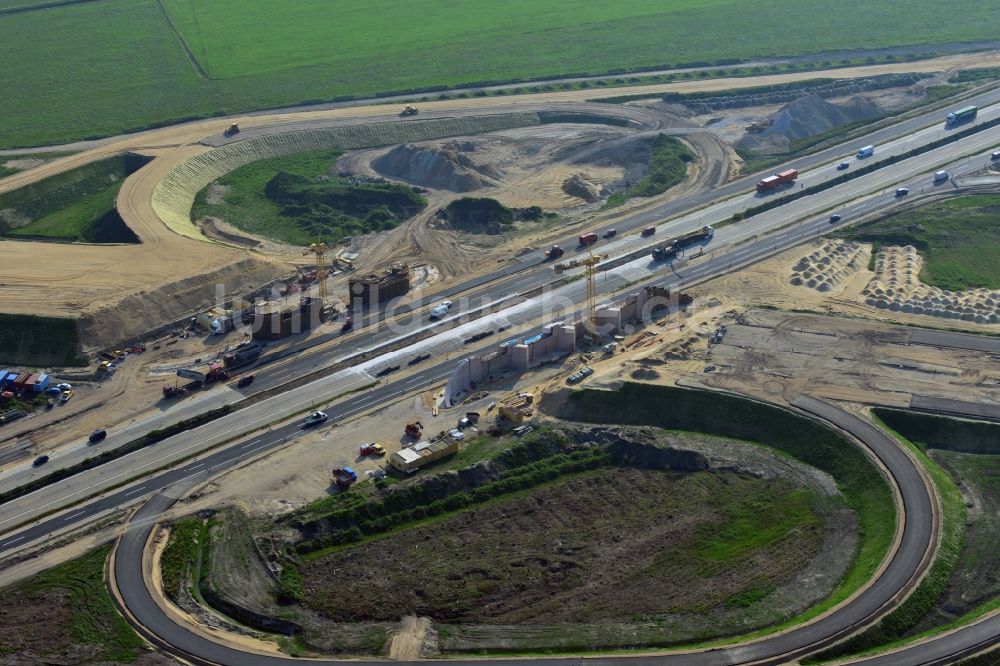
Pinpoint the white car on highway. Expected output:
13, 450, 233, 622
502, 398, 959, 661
429, 300, 453, 320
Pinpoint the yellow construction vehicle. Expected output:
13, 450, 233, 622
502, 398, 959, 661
400, 105, 419, 116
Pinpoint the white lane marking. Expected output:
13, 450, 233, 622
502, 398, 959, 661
4, 535, 25, 545
62, 510, 85, 522
122, 486, 149, 497
240, 439, 263, 449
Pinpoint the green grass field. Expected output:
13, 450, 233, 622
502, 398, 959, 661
837, 195, 1000, 291
191, 148, 425, 245
2, 0, 1000, 148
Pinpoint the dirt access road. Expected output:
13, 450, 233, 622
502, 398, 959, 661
2, 51, 999, 341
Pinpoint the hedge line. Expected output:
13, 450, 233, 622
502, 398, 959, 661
0, 404, 232, 506
295, 447, 609, 555
873, 408, 1000, 454
736, 112, 1000, 222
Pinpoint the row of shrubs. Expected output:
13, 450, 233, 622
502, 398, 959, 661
736, 112, 1000, 222
0, 404, 232, 506
295, 447, 609, 555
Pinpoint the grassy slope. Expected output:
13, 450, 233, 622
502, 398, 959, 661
808, 416, 965, 661
837, 195, 1000, 291
0, 545, 144, 662
562, 384, 895, 634
0, 313, 83, 366
301, 467, 825, 630
3, 0, 1000, 147
191, 148, 424, 245
605, 134, 694, 207
191, 148, 340, 243
7, 182, 121, 240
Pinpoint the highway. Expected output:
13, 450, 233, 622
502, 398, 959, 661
5, 86, 999, 493
2, 111, 998, 539
108, 396, 942, 666
0, 77, 998, 665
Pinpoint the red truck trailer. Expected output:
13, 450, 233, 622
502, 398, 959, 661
578, 232, 598, 246
756, 168, 798, 192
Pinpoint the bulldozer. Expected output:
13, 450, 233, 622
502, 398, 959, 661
224, 123, 240, 136
400, 105, 419, 116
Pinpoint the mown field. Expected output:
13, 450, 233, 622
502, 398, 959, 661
2, 0, 1000, 148
837, 195, 1000, 291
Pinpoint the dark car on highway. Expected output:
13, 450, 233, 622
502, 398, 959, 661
33, 455, 49, 467
88, 429, 107, 443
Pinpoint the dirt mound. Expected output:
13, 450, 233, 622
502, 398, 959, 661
561, 174, 601, 202
739, 94, 881, 154
372, 144, 499, 193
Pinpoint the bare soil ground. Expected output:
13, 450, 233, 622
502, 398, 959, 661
300, 466, 833, 628
3, 52, 997, 351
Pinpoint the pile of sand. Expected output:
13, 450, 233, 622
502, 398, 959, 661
863, 245, 1000, 324
739, 94, 881, 154
371, 143, 500, 192
789, 240, 865, 293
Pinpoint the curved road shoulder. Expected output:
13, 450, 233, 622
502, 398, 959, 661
112, 396, 938, 665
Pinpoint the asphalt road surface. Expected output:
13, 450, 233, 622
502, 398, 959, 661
109, 397, 941, 666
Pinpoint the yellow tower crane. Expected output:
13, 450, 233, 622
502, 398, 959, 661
579, 251, 604, 334
304, 241, 329, 300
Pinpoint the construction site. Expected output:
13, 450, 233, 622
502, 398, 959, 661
3, 47, 1000, 666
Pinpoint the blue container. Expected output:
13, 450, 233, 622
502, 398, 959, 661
32, 373, 50, 392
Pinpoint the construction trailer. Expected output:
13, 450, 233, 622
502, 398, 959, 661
348, 263, 410, 309
389, 437, 458, 473
252, 296, 323, 340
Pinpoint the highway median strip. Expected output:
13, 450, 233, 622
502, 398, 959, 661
735, 113, 1000, 222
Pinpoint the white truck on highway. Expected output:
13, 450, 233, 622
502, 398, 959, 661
857, 145, 875, 158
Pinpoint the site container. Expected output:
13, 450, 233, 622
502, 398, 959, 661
579, 232, 598, 246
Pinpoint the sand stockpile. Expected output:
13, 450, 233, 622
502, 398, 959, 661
789, 240, 865, 293
739, 94, 881, 154
371, 143, 500, 192
863, 245, 1000, 324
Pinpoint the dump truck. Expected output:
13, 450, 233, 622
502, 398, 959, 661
578, 232, 598, 246
177, 363, 228, 385
545, 245, 564, 259
223, 342, 262, 368
756, 168, 797, 192
946, 105, 977, 126
162, 380, 199, 399
400, 105, 419, 116
331, 466, 358, 489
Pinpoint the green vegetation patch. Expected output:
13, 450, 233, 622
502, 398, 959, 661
5, 0, 1000, 147
604, 134, 694, 208
809, 413, 965, 660
441, 197, 548, 234
837, 195, 1000, 291
0, 545, 145, 662
562, 384, 895, 621
160, 516, 206, 602
300, 467, 825, 633
0, 153, 147, 242
191, 149, 425, 245
0, 312, 84, 367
